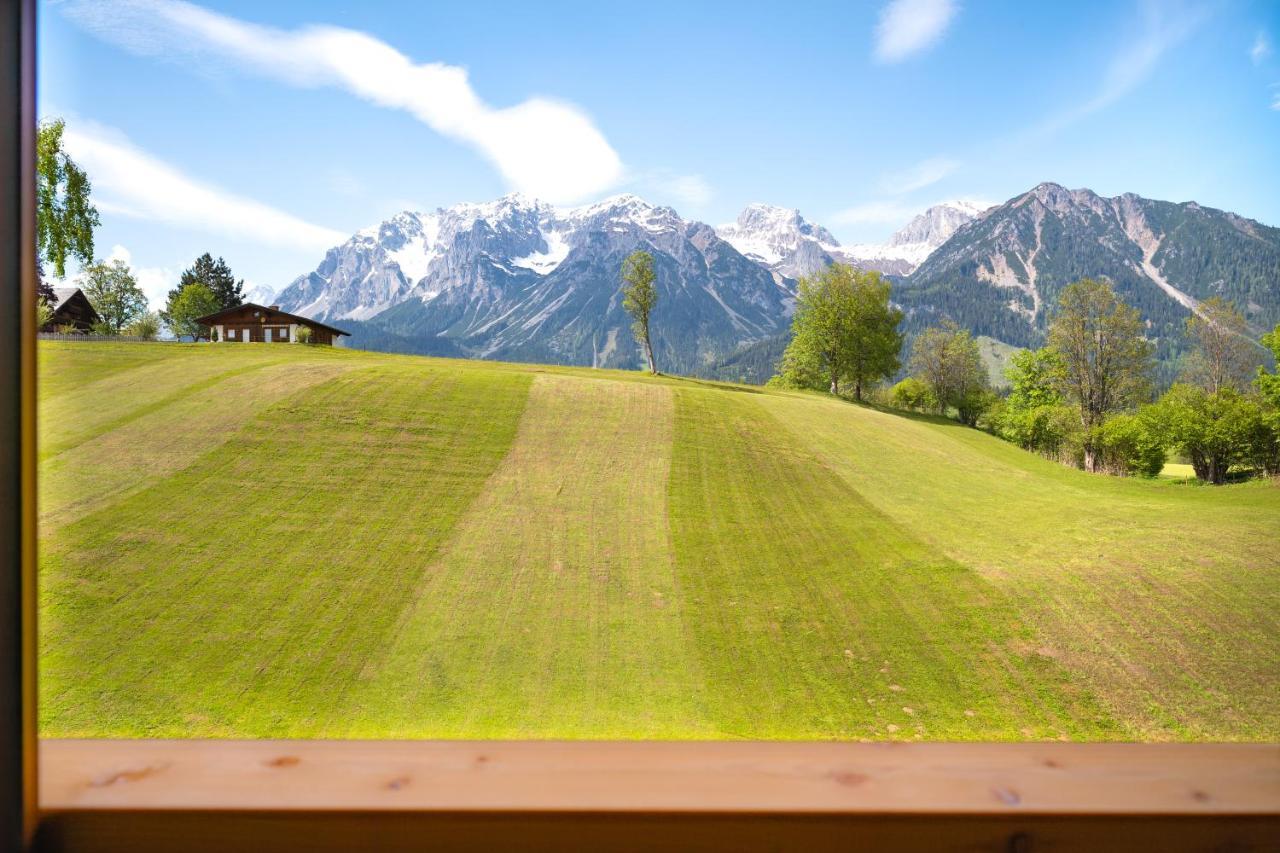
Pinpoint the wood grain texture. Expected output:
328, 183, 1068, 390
39, 740, 1280, 815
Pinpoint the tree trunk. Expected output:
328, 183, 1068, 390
1083, 444, 1099, 473
854, 379, 863, 402
643, 332, 656, 374
829, 373, 839, 395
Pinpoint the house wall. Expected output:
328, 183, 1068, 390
206, 306, 340, 345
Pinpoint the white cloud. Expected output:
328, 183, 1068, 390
874, 0, 958, 63
105, 244, 175, 310
62, 0, 624, 204
878, 157, 959, 195
1251, 31, 1271, 65
61, 122, 347, 252
829, 200, 923, 226
1026, 1, 1208, 140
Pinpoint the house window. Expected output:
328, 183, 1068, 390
227, 329, 235, 339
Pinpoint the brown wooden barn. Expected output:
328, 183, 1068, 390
195, 303, 351, 345
43, 287, 100, 332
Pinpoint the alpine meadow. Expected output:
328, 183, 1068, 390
38, 342, 1280, 740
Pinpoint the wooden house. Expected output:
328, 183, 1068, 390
43, 287, 100, 332
194, 303, 351, 345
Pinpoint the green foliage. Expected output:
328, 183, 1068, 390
125, 312, 161, 341
164, 253, 244, 321
1047, 279, 1154, 471
79, 259, 147, 334
778, 264, 903, 400
1146, 385, 1265, 484
908, 320, 990, 425
621, 250, 659, 373
1256, 324, 1280, 417
1098, 413, 1166, 478
295, 325, 313, 345
166, 282, 222, 341
37, 118, 99, 278
36, 299, 54, 330
890, 377, 933, 411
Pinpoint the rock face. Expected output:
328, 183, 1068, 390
278, 185, 1279, 380
898, 183, 1280, 350
716, 200, 988, 279
276, 194, 793, 373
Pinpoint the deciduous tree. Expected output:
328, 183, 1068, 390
166, 282, 221, 342
37, 118, 99, 278
778, 264, 903, 400
1047, 278, 1153, 472
1181, 297, 1260, 393
621, 250, 659, 374
79, 259, 147, 334
908, 320, 990, 425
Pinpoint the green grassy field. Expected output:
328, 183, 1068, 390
38, 342, 1280, 740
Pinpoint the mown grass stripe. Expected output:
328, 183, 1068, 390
343, 374, 705, 738
668, 387, 1118, 740
39, 363, 532, 737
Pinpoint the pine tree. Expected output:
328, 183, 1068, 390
163, 253, 244, 323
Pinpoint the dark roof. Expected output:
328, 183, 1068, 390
52, 286, 88, 312
193, 302, 350, 337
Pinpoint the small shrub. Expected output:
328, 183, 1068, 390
125, 312, 161, 341
890, 377, 932, 411
295, 325, 313, 345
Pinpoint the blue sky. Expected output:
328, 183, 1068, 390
39, 0, 1280, 307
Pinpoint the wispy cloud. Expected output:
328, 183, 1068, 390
1025, 1, 1210, 140
874, 0, 959, 63
1271, 85, 1280, 111
878, 157, 960, 194
62, 121, 347, 251
61, 0, 624, 204
1251, 31, 1271, 65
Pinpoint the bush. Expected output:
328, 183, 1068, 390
89, 320, 116, 336
295, 325, 313, 345
125, 312, 161, 340
1099, 413, 1165, 477
36, 300, 53, 330
890, 377, 932, 411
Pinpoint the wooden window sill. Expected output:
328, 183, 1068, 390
31, 740, 1280, 851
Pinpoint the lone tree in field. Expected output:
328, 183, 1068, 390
163, 253, 244, 325
1181, 296, 1260, 394
908, 320, 990, 425
1047, 278, 1153, 473
621, 250, 659, 374
779, 264, 903, 400
166, 282, 221, 341
37, 118, 100, 278
79, 259, 147, 334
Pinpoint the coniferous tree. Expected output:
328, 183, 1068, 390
163, 253, 244, 323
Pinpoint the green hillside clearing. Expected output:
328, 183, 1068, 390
38, 342, 1280, 740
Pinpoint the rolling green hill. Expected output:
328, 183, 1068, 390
38, 342, 1280, 740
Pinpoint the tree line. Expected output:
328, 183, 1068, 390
769, 262, 1279, 486
35, 118, 246, 340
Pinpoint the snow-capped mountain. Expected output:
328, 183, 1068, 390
844, 200, 991, 275
714, 204, 851, 280
716, 200, 988, 279
242, 282, 277, 306
276, 193, 792, 373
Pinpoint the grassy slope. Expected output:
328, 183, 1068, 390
38, 342, 1280, 740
